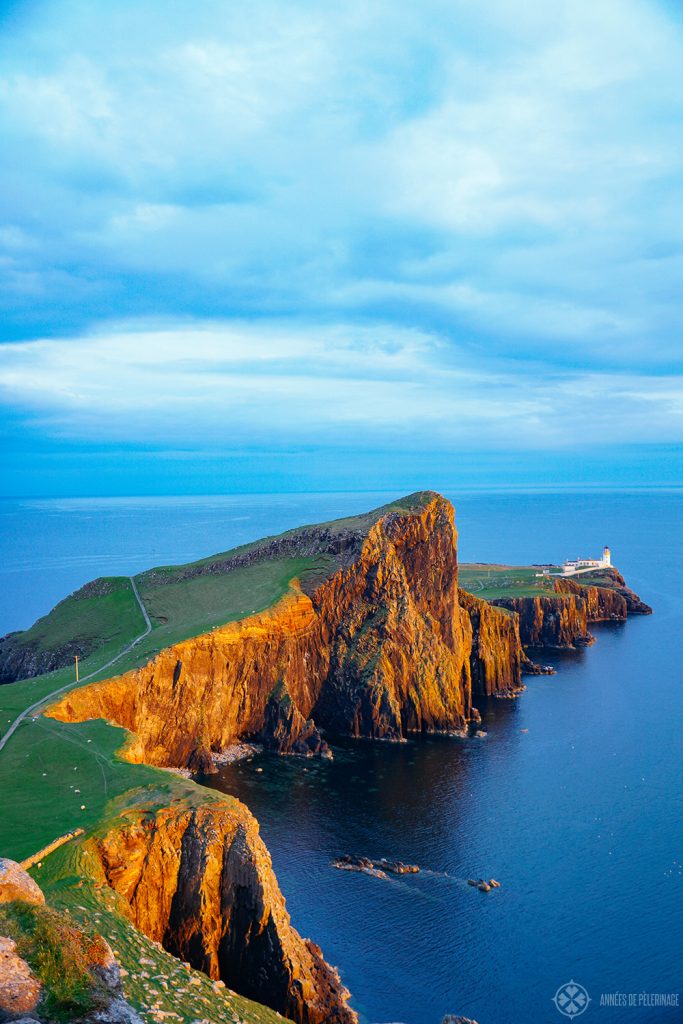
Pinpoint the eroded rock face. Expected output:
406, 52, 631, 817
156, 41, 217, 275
50, 495, 518, 764
493, 571, 651, 649
88, 801, 356, 1024
458, 591, 525, 697
491, 593, 594, 649
261, 681, 331, 757
0, 861, 45, 908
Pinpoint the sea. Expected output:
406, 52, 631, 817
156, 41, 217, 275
1, 489, 681, 1024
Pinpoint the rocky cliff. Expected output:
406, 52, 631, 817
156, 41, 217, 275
87, 800, 356, 1024
491, 592, 594, 649
458, 590, 525, 696
50, 494, 525, 766
492, 571, 651, 649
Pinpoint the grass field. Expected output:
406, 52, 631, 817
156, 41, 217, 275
459, 563, 560, 600
0, 578, 147, 683
135, 554, 337, 652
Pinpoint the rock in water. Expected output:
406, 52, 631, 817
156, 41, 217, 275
332, 854, 419, 876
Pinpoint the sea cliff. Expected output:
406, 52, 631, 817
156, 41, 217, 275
492, 569, 652, 649
86, 800, 356, 1024
48, 494, 524, 768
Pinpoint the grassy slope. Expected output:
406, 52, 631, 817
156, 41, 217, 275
3, 578, 141, 657
459, 564, 560, 600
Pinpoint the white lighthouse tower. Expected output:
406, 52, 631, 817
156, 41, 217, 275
602, 546, 611, 567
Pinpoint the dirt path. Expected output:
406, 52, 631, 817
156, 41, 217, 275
0, 577, 151, 754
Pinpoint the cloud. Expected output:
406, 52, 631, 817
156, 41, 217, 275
0, 0, 682, 483
0, 320, 680, 451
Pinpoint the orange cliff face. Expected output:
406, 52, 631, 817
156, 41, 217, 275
48, 494, 525, 768
86, 799, 357, 1024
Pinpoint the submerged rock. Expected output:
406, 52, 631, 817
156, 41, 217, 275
332, 854, 419, 876
467, 877, 499, 892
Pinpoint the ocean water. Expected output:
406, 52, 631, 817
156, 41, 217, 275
1, 490, 681, 1023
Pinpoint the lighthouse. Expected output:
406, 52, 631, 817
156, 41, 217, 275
602, 546, 611, 567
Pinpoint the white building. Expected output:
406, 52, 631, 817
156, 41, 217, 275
561, 546, 611, 576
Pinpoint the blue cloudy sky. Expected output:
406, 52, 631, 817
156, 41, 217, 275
0, 0, 682, 494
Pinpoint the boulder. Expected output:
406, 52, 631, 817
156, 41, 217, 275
0, 936, 42, 1020
0, 861, 44, 907
87, 935, 121, 991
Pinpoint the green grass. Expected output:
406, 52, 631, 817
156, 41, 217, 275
136, 555, 337, 652
459, 563, 560, 600
1, 577, 144, 662
0, 900, 108, 1022
0, 717, 179, 864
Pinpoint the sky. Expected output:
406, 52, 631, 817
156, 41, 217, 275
0, 0, 682, 495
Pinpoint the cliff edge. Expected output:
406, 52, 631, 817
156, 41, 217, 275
49, 494, 525, 768
86, 798, 356, 1024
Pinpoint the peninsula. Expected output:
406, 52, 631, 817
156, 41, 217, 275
0, 492, 651, 1024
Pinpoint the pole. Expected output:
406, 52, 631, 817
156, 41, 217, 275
75, 655, 79, 683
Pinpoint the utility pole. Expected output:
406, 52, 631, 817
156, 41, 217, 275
75, 655, 79, 683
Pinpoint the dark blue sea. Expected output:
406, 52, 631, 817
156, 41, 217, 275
1, 490, 681, 1023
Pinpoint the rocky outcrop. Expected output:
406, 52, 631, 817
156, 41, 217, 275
51, 495, 518, 764
492, 571, 651, 649
0, 860, 142, 1024
261, 681, 331, 758
87, 801, 356, 1024
458, 590, 525, 696
0, 636, 79, 687
586, 568, 652, 615
0, 935, 42, 1020
554, 577, 628, 621
491, 593, 594, 649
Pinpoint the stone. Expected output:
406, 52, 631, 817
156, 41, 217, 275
88, 934, 121, 990
0, 861, 45, 907
0, 936, 42, 1019
90, 996, 144, 1024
